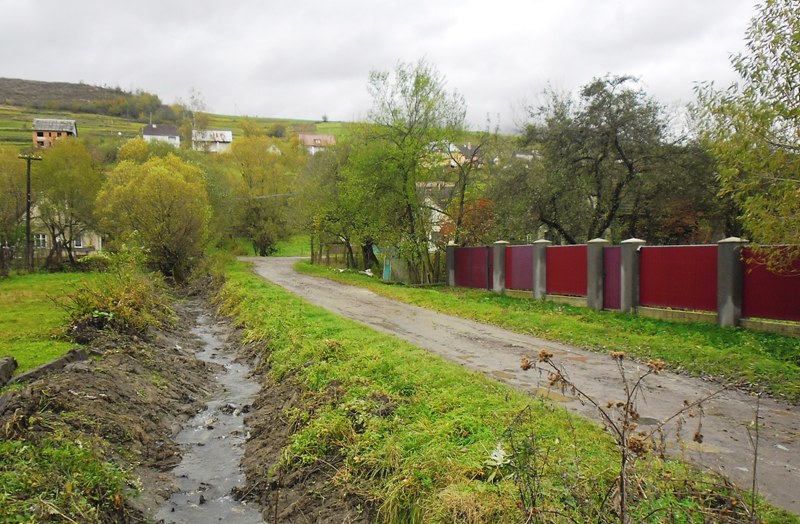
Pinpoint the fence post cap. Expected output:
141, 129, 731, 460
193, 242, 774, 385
588, 238, 611, 244
533, 239, 552, 245
621, 238, 646, 244
493, 240, 510, 245
718, 237, 749, 244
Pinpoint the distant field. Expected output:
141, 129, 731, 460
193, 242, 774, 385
0, 104, 351, 150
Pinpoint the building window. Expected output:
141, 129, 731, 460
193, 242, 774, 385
36, 131, 44, 137
73, 237, 83, 248
34, 234, 48, 248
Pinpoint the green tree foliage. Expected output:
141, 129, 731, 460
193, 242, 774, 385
492, 76, 721, 244
347, 60, 467, 282
230, 135, 305, 256
0, 147, 26, 248
96, 154, 211, 280
696, 0, 800, 268
38, 139, 102, 264
117, 137, 178, 163
297, 140, 380, 268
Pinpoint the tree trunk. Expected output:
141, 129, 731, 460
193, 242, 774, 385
361, 240, 379, 270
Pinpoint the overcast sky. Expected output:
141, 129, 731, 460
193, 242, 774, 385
0, 0, 756, 131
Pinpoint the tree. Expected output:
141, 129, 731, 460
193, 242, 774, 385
0, 147, 26, 274
0, 147, 26, 248
695, 0, 800, 269
347, 60, 467, 282
96, 154, 211, 281
230, 135, 305, 256
493, 76, 722, 244
37, 139, 102, 265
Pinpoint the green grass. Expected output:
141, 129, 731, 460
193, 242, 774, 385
0, 272, 99, 373
273, 234, 311, 257
220, 259, 798, 522
296, 262, 800, 403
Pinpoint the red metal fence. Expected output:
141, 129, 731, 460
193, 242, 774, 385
639, 246, 718, 312
505, 245, 534, 291
742, 248, 800, 322
546, 245, 587, 297
454, 246, 492, 289
603, 246, 622, 310
452, 243, 799, 325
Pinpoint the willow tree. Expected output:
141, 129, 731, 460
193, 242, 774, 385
97, 154, 211, 281
696, 0, 800, 269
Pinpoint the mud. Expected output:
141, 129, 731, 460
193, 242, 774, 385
244, 256, 800, 515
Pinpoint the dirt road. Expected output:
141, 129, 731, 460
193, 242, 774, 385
244, 257, 799, 514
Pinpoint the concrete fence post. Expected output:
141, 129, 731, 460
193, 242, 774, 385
446, 242, 456, 287
532, 239, 551, 299
620, 238, 646, 313
717, 237, 747, 327
493, 241, 508, 294
587, 238, 610, 310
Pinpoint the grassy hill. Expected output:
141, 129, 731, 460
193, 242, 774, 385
0, 78, 350, 151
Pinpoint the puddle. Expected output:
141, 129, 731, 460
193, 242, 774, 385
532, 387, 575, 403
155, 314, 263, 524
490, 370, 516, 380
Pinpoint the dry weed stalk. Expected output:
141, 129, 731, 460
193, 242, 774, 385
517, 349, 728, 524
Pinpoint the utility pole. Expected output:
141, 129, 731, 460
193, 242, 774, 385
19, 153, 42, 271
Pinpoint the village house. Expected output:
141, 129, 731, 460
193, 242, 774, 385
192, 129, 233, 153
142, 123, 180, 147
298, 133, 335, 155
32, 118, 78, 148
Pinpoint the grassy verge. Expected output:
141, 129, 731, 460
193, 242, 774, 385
295, 262, 800, 403
220, 259, 797, 522
0, 272, 101, 374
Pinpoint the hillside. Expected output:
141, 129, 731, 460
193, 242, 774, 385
0, 78, 128, 108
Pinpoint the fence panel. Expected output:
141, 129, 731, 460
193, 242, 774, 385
639, 246, 717, 311
603, 246, 622, 310
546, 245, 587, 296
742, 248, 800, 322
454, 246, 492, 289
505, 245, 534, 291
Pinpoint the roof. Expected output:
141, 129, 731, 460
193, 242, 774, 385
297, 133, 336, 147
142, 124, 179, 137
33, 118, 77, 135
192, 130, 233, 143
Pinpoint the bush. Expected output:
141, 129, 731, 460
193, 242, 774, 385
62, 255, 177, 343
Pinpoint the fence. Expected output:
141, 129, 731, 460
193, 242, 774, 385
448, 238, 800, 332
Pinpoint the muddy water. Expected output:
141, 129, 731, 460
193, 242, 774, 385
155, 313, 263, 524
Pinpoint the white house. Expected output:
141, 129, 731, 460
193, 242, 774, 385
142, 124, 180, 147
192, 129, 233, 153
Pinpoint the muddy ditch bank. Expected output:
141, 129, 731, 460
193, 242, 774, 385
0, 295, 368, 523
